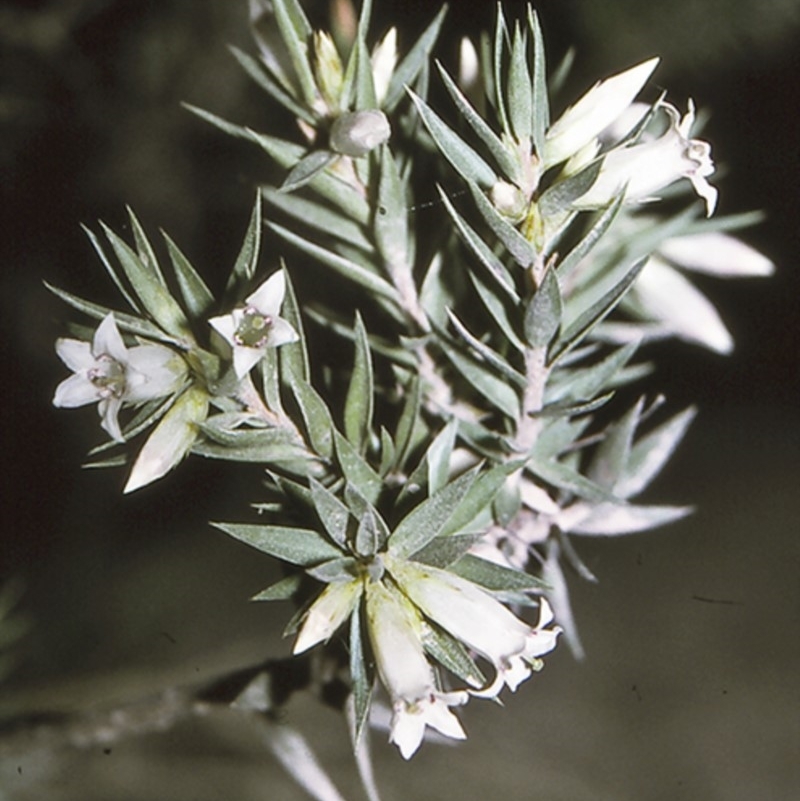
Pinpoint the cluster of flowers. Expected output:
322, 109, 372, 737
51, 0, 772, 770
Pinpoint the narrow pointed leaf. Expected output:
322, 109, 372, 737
412, 533, 482, 568
589, 397, 644, 490
408, 89, 497, 188
272, 0, 317, 107
426, 418, 458, 495
436, 61, 519, 182
286, 364, 335, 459
267, 222, 402, 305
100, 223, 192, 340
252, 574, 303, 601
390, 467, 480, 560
466, 179, 535, 267
443, 347, 521, 419
538, 159, 603, 219
309, 478, 350, 548
507, 24, 532, 143
524, 267, 562, 346
212, 522, 342, 566
81, 224, 140, 311
550, 257, 647, 364
280, 150, 338, 193
570, 502, 693, 536
349, 600, 372, 747
224, 192, 262, 303
344, 313, 374, 452
450, 554, 549, 592
528, 7, 549, 155
334, 430, 382, 505
162, 232, 215, 319
423, 622, 486, 688
557, 193, 624, 279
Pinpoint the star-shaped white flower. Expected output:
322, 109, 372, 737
53, 313, 186, 441
209, 271, 299, 379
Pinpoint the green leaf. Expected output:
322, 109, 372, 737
492, 4, 510, 134
390, 467, 480, 560
422, 622, 486, 688
271, 0, 317, 107
384, 6, 448, 112
197, 419, 309, 464
343, 314, 374, 453
81, 224, 140, 312
528, 7, 549, 156
306, 557, 360, 583
393, 377, 422, 471
224, 193, 262, 304
182, 103, 253, 142
439, 459, 524, 537
100, 223, 193, 341
334, 430, 383, 505
442, 346, 521, 419
436, 61, 519, 183
45, 283, 182, 346
467, 268, 526, 352
408, 89, 497, 188
437, 186, 519, 302
261, 186, 373, 253
507, 23, 532, 143
524, 268, 562, 347
349, 600, 372, 747
466, 179, 535, 268
526, 454, 617, 503
127, 207, 167, 287
309, 479, 350, 549
450, 554, 549, 592
546, 341, 639, 404
556, 193, 624, 279
446, 309, 527, 389
252, 574, 303, 601
248, 131, 370, 224
353, 35, 378, 109
375, 146, 409, 277
267, 222, 402, 306
536, 392, 614, 418
162, 232, 215, 320
229, 45, 316, 125
280, 150, 338, 193
550, 257, 647, 364
538, 159, 603, 219
286, 363, 335, 459
412, 533, 482, 568
355, 508, 387, 557
212, 523, 342, 566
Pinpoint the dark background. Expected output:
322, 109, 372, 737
1, 1, 798, 799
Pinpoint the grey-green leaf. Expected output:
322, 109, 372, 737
212, 523, 342, 566
344, 313, 374, 453
524, 268, 562, 346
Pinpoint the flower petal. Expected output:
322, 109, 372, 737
266, 316, 300, 348
92, 313, 128, 362
246, 271, 287, 317
53, 373, 100, 408
55, 339, 94, 372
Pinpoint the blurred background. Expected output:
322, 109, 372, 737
1, 1, 798, 799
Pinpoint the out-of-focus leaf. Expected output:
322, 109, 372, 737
569, 502, 693, 535
384, 6, 448, 112
450, 554, 550, 592
556, 194, 624, 278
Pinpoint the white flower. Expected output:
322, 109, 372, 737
365, 580, 468, 760
575, 100, 718, 216
370, 28, 398, 107
209, 270, 299, 379
386, 558, 560, 696
544, 58, 659, 168
53, 313, 186, 442
293, 579, 363, 655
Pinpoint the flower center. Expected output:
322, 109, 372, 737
234, 307, 273, 348
88, 354, 126, 398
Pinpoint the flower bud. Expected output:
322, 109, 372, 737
490, 180, 528, 222
330, 110, 391, 157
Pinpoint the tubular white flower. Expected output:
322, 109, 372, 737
386, 558, 560, 695
293, 579, 363, 655
575, 100, 718, 216
209, 270, 299, 379
53, 313, 186, 442
365, 580, 467, 759
544, 57, 659, 168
